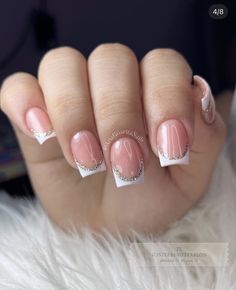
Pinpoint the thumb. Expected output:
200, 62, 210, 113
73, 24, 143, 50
171, 75, 227, 199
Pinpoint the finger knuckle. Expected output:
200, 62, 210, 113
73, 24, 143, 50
142, 48, 184, 64
0, 72, 35, 111
52, 94, 86, 118
39, 46, 85, 72
141, 48, 192, 82
89, 43, 135, 62
97, 93, 140, 121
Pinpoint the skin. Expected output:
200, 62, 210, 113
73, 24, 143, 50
0, 44, 232, 237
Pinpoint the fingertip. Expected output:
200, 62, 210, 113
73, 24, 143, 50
1, 72, 37, 112
0, 72, 57, 147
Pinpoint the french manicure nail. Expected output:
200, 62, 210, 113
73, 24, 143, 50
194, 75, 216, 125
157, 119, 189, 167
25, 107, 56, 145
71, 130, 106, 177
111, 137, 144, 188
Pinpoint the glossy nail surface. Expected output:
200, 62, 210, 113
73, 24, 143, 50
157, 119, 189, 167
111, 137, 144, 188
26, 107, 56, 145
194, 75, 216, 125
71, 130, 106, 177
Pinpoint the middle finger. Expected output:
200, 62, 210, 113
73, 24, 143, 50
88, 43, 149, 188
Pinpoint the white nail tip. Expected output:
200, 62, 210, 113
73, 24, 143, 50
33, 131, 56, 145
112, 167, 144, 188
76, 160, 106, 178
158, 149, 189, 167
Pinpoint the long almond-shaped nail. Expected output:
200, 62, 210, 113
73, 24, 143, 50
111, 137, 144, 188
71, 130, 106, 177
157, 119, 189, 167
25, 107, 56, 145
194, 75, 216, 125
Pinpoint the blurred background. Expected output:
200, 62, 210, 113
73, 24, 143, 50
0, 0, 235, 197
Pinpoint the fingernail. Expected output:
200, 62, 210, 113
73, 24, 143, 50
194, 75, 216, 124
111, 137, 144, 188
25, 107, 56, 145
157, 119, 189, 167
71, 130, 106, 177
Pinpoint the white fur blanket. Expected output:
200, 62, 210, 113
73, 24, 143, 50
0, 96, 236, 290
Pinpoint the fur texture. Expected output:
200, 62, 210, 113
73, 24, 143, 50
0, 96, 236, 290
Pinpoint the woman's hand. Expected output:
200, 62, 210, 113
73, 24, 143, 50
0, 45, 226, 235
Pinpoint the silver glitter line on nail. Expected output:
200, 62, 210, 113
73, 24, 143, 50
158, 146, 189, 167
75, 159, 106, 178
112, 160, 144, 188
31, 129, 56, 145
158, 144, 189, 160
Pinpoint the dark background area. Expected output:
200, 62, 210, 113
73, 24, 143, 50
0, 0, 235, 197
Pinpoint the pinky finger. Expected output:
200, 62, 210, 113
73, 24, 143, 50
0, 72, 60, 164
1, 72, 56, 144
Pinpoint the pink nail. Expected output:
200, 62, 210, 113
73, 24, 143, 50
25, 107, 56, 145
71, 130, 106, 177
111, 137, 144, 188
157, 119, 189, 167
194, 75, 216, 124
